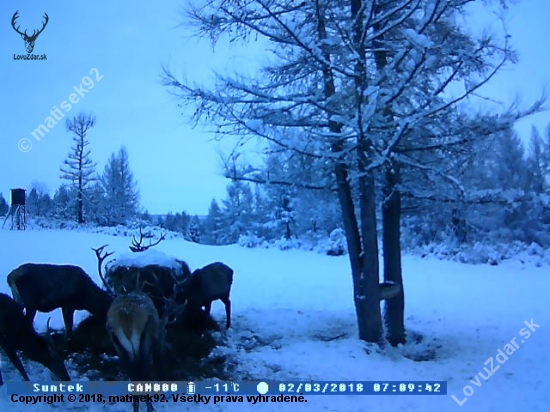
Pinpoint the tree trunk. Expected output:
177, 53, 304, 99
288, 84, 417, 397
382, 165, 405, 346
334, 161, 382, 342
358, 168, 383, 343
77, 177, 83, 224
316, 0, 382, 343
351, 0, 383, 343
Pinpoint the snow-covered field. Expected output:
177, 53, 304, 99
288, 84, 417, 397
0, 228, 548, 411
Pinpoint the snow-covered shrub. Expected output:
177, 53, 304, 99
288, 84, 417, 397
412, 239, 550, 266
238, 233, 266, 248
317, 228, 347, 256
273, 236, 302, 250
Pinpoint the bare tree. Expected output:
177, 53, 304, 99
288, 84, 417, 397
60, 113, 98, 224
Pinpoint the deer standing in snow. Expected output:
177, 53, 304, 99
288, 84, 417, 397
107, 292, 162, 412
185, 262, 234, 329
97, 240, 185, 412
0, 293, 70, 384
7, 259, 114, 337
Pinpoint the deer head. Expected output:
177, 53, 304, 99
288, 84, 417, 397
11, 11, 49, 54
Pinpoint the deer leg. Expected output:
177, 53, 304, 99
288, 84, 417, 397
25, 307, 37, 325
132, 399, 140, 412
1, 340, 30, 381
221, 296, 231, 329
146, 400, 156, 412
61, 306, 74, 337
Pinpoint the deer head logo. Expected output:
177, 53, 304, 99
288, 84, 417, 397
11, 11, 49, 54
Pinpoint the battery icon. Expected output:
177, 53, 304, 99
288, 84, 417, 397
187, 382, 196, 394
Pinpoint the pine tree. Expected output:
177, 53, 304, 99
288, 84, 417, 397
26, 181, 54, 217
26, 188, 40, 216
0, 193, 8, 216
219, 181, 254, 244
101, 145, 140, 225
39, 193, 54, 217
141, 210, 152, 223
178, 211, 191, 238
204, 199, 223, 245
187, 215, 202, 243
53, 185, 74, 220
164, 212, 175, 230
527, 126, 545, 194
84, 182, 107, 225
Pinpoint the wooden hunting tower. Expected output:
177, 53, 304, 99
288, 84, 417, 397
1, 188, 26, 230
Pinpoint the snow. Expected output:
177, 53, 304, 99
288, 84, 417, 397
402, 28, 433, 49
0, 227, 548, 411
106, 249, 186, 274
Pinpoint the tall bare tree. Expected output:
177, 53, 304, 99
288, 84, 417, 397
60, 113, 97, 224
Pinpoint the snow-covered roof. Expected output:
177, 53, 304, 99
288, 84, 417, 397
106, 249, 185, 274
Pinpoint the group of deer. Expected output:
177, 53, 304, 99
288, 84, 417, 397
0, 233, 233, 411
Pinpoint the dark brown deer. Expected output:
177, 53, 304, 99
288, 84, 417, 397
186, 262, 234, 329
107, 292, 164, 412
7, 261, 114, 337
0, 293, 70, 385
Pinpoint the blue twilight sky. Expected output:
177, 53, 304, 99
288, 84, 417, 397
0, 0, 549, 215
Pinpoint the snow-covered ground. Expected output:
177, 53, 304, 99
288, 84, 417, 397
0, 228, 548, 411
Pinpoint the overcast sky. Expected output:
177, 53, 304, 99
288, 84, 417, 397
0, 0, 548, 215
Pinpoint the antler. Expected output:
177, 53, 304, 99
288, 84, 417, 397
92, 244, 115, 294
129, 228, 166, 252
129, 228, 145, 252
11, 11, 49, 39
140, 270, 188, 326
11, 11, 25, 36
31, 13, 49, 39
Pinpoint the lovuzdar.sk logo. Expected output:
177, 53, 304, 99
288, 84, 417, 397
11, 10, 49, 60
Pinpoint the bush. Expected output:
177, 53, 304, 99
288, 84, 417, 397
317, 228, 347, 256
238, 233, 266, 248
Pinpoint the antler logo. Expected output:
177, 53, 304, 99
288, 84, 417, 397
11, 11, 49, 54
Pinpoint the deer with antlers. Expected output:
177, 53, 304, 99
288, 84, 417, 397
11, 11, 49, 53
107, 292, 161, 412
95, 243, 186, 412
103, 229, 191, 320
0, 293, 70, 384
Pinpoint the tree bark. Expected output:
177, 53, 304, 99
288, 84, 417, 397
382, 165, 405, 346
313, 0, 381, 343
77, 172, 84, 224
351, 0, 383, 343
358, 167, 383, 343
333, 168, 374, 339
